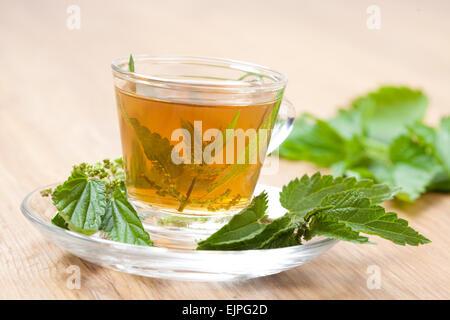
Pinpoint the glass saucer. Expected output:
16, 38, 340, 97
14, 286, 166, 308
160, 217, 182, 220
20, 184, 337, 282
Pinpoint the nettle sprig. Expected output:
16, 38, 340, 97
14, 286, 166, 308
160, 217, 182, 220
279, 86, 450, 202
42, 158, 152, 246
197, 173, 430, 250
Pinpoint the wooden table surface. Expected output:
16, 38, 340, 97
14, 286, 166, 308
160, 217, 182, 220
1, 0, 449, 299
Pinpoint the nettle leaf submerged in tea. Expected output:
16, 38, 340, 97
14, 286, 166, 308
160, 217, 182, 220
116, 91, 281, 212
116, 57, 285, 213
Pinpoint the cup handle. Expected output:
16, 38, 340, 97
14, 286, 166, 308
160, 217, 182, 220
266, 98, 296, 154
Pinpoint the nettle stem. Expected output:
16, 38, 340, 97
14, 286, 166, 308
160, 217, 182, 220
177, 177, 197, 212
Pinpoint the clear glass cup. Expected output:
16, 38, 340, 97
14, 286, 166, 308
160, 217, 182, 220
111, 56, 295, 248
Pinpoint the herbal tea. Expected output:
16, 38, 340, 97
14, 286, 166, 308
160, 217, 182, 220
115, 87, 281, 215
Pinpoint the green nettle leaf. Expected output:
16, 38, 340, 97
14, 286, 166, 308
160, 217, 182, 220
129, 54, 135, 72
304, 213, 369, 244
48, 159, 154, 246
278, 86, 449, 202
279, 115, 347, 166
427, 172, 450, 192
409, 122, 437, 149
353, 86, 427, 143
279, 173, 397, 217
387, 135, 441, 201
352, 136, 390, 164
51, 213, 69, 230
197, 192, 304, 250
318, 191, 431, 245
328, 108, 364, 140
257, 214, 304, 249
435, 117, 450, 176
414, 118, 450, 193
102, 189, 153, 246
196, 192, 269, 250
52, 171, 107, 235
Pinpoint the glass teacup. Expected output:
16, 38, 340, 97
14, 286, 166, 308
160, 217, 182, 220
112, 56, 294, 247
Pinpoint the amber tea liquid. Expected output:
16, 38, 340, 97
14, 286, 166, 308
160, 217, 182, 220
116, 87, 280, 215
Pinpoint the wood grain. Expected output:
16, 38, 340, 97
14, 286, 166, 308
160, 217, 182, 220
0, 0, 449, 299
